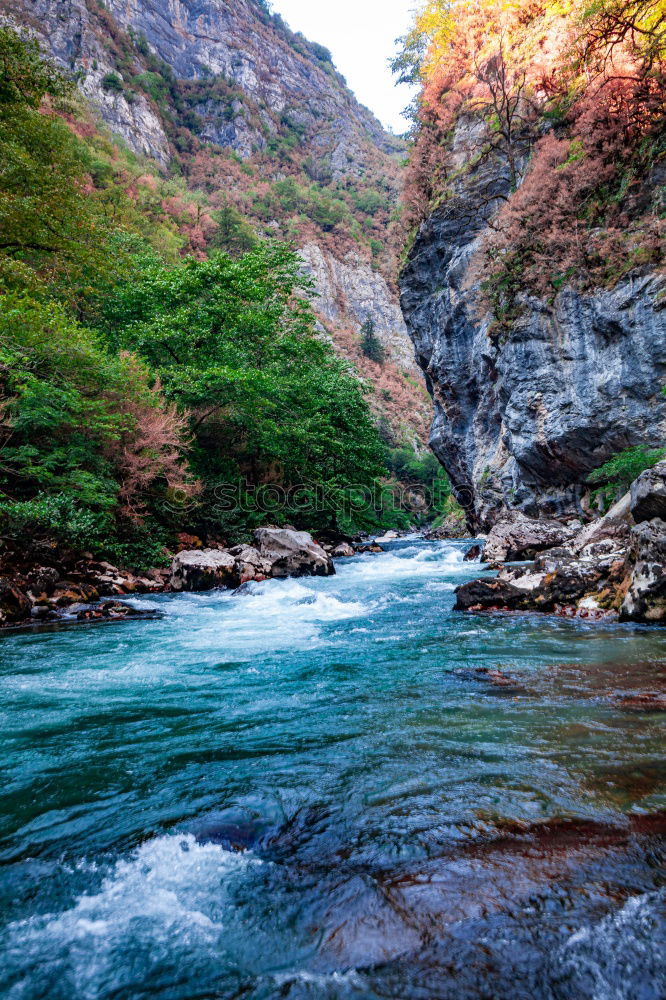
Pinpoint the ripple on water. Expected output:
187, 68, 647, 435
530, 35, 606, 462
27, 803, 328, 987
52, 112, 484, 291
0, 538, 665, 999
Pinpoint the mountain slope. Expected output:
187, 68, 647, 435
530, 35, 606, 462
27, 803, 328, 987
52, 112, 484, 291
3, 0, 430, 444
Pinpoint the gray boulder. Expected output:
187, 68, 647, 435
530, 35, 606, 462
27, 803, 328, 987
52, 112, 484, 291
228, 545, 274, 584
571, 493, 632, 552
332, 542, 355, 558
621, 518, 666, 623
630, 461, 666, 523
483, 513, 577, 563
170, 549, 238, 592
253, 528, 335, 578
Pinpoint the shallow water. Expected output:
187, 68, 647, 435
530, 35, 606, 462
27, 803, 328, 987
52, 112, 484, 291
0, 537, 665, 999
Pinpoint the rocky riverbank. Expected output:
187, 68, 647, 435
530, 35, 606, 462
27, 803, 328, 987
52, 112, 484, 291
456, 462, 666, 625
0, 527, 370, 629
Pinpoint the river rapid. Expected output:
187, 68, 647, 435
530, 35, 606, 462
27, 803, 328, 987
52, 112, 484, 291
0, 536, 664, 999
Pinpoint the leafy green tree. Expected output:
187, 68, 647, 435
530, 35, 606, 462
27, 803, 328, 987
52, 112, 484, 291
587, 445, 666, 509
0, 27, 134, 304
99, 242, 388, 534
0, 294, 194, 559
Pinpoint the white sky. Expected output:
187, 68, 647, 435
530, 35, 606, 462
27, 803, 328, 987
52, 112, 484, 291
270, 0, 419, 133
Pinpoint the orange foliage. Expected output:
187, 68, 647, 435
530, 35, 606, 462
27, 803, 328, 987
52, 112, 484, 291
402, 0, 666, 300
105, 357, 201, 519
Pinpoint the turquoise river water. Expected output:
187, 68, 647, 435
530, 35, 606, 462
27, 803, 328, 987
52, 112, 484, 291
0, 536, 664, 999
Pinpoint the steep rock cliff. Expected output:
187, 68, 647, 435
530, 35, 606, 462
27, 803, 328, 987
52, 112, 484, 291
401, 194, 666, 529
300, 243, 414, 370
5, 0, 398, 165
401, 168, 666, 529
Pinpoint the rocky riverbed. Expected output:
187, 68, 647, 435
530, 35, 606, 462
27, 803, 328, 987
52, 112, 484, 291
0, 527, 373, 629
456, 462, 666, 625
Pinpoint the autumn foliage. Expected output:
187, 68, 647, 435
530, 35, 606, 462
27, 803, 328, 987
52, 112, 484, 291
400, 0, 666, 307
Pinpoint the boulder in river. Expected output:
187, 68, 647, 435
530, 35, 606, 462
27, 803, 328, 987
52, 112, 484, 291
170, 549, 238, 592
483, 513, 578, 563
228, 545, 274, 585
630, 461, 666, 524
253, 527, 335, 578
332, 542, 355, 558
620, 518, 666, 623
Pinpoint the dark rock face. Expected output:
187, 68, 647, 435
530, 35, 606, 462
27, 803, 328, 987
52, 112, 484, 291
631, 461, 666, 523
399, 126, 666, 532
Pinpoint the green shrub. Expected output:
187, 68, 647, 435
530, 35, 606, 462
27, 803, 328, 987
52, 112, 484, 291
101, 72, 124, 93
587, 446, 666, 510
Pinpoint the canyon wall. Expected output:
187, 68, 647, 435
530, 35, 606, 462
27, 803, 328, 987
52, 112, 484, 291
400, 132, 666, 531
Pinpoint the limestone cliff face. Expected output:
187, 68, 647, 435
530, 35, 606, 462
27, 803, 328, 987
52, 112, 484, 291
1, 0, 170, 163
6, 0, 398, 166
300, 244, 413, 370
400, 132, 666, 531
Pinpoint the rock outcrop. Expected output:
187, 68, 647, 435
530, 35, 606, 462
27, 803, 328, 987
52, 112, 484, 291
482, 513, 580, 563
3, 0, 399, 167
630, 461, 666, 523
300, 243, 413, 369
0, 0, 170, 164
455, 466, 666, 625
400, 118, 666, 533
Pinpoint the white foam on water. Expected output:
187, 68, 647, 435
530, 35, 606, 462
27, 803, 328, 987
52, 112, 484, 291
137, 578, 375, 658
337, 543, 467, 583
273, 969, 366, 989
2, 835, 262, 999
553, 890, 666, 999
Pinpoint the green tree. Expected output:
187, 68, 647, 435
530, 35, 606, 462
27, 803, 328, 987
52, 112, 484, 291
208, 201, 257, 257
99, 242, 388, 534
0, 27, 130, 303
587, 445, 666, 509
0, 294, 194, 561
360, 318, 386, 365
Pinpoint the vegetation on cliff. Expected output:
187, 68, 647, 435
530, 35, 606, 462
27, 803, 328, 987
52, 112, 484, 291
397, 0, 665, 314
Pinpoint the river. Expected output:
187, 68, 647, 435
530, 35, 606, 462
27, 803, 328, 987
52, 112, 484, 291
0, 536, 664, 999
